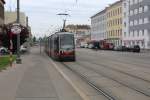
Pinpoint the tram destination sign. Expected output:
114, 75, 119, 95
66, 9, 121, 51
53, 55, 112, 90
11, 23, 22, 34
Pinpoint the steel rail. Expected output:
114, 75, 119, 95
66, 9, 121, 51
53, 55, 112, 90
62, 63, 116, 100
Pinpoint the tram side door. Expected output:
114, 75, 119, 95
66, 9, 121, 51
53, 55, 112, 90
54, 36, 59, 59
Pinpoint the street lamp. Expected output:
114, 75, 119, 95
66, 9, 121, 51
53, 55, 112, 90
16, 0, 21, 64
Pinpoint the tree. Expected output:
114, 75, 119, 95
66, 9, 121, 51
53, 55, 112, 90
33, 36, 36, 42
1, 23, 29, 53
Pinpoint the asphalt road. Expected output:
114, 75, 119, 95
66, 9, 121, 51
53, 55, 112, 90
63, 48, 150, 100
0, 47, 84, 100
1, 47, 150, 100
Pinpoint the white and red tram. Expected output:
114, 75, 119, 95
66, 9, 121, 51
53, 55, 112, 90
45, 32, 76, 61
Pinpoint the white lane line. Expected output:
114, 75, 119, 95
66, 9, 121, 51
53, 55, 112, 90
49, 59, 90, 100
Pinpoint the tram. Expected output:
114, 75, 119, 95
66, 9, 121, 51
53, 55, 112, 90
45, 32, 76, 61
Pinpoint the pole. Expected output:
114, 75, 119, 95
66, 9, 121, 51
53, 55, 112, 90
9, 32, 13, 67
40, 39, 41, 54
26, 17, 30, 53
63, 19, 66, 29
16, 0, 21, 64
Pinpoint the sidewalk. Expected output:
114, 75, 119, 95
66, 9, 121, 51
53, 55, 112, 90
0, 47, 83, 100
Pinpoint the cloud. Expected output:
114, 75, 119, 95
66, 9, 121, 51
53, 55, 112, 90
5, 0, 118, 37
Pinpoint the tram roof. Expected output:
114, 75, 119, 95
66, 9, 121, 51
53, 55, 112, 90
48, 32, 74, 37
55, 32, 74, 35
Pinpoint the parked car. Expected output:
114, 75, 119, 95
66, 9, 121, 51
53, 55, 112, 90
88, 44, 94, 49
20, 45, 27, 53
114, 45, 128, 51
84, 43, 88, 48
0, 47, 8, 55
80, 42, 87, 48
127, 45, 140, 53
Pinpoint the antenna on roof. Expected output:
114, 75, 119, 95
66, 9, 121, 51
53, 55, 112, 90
57, 13, 70, 32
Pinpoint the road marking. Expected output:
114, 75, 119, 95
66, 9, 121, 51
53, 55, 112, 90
49, 59, 90, 100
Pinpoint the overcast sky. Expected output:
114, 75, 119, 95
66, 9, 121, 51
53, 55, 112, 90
5, 0, 118, 37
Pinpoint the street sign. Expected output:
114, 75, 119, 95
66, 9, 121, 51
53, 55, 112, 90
11, 23, 22, 34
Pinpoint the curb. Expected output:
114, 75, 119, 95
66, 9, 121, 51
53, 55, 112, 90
49, 59, 90, 100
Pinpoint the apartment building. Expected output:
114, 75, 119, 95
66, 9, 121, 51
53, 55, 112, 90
122, 0, 129, 46
106, 0, 123, 47
91, 9, 107, 41
0, 0, 5, 26
0, 0, 5, 46
65, 25, 91, 45
127, 0, 150, 49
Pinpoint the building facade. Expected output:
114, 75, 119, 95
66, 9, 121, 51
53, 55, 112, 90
0, 0, 5, 26
5, 11, 27, 26
106, 0, 123, 47
91, 9, 107, 41
122, 0, 129, 46
127, 0, 150, 49
0, 0, 5, 46
65, 25, 91, 45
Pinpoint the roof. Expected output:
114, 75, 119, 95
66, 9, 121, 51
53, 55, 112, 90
107, 0, 123, 9
66, 25, 91, 30
91, 9, 106, 18
55, 32, 74, 35
91, 0, 123, 18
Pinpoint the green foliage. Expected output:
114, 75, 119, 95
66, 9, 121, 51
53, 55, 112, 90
0, 55, 16, 70
33, 36, 36, 42
1, 24, 29, 53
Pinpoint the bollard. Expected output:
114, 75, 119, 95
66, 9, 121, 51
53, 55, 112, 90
9, 52, 13, 67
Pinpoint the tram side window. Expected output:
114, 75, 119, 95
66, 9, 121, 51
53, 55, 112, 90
54, 37, 59, 51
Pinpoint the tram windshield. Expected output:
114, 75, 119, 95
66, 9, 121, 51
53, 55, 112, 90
60, 34, 74, 50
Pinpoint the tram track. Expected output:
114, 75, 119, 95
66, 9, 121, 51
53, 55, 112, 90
78, 50, 150, 69
78, 59, 150, 83
62, 63, 116, 100
77, 52, 150, 76
74, 61, 150, 97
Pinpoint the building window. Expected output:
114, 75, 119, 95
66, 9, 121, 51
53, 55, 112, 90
132, 41, 135, 45
139, 30, 142, 36
130, 0, 133, 5
134, 20, 138, 25
144, 18, 149, 24
134, 30, 137, 37
144, 29, 148, 35
144, 6, 149, 12
120, 29, 122, 35
134, 0, 138, 4
142, 41, 144, 47
133, 30, 135, 37
130, 31, 133, 37
139, 7, 143, 13
120, 7, 122, 14
130, 21, 133, 26
139, 18, 143, 24
124, 32, 126, 37
142, 6, 144, 12
124, 3, 126, 8
124, 12, 126, 18
120, 18, 122, 24
139, 0, 143, 3
130, 10, 133, 16
134, 9, 138, 15
124, 22, 126, 27
142, 30, 144, 36
137, 30, 139, 37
